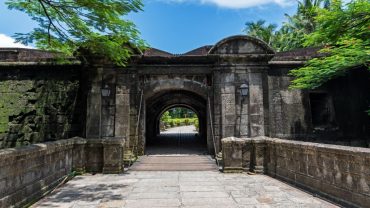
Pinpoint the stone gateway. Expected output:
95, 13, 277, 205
0, 35, 369, 208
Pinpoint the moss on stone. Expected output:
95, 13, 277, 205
0, 68, 82, 149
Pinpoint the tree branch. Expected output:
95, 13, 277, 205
37, 0, 67, 43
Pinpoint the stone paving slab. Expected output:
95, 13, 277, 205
32, 171, 339, 208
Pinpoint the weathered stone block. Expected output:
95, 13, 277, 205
85, 141, 104, 172
72, 137, 86, 174
222, 125, 235, 138
242, 141, 252, 171
221, 137, 247, 173
220, 85, 235, 94
251, 138, 266, 174
102, 137, 125, 174
116, 94, 130, 105
101, 125, 114, 137
250, 124, 264, 137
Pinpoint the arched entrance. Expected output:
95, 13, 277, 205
145, 90, 210, 155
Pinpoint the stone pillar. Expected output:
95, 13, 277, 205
72, 137, 87, 174
86, 68, 103, 138
116, 75, 130, 133
251, 138, 266, 174
102, 137, 125, 174
129, 73, 141, 157
101, 71, 116, 138
248, 72, 265, 137
221, 83, 236, 138
116, 74, 132, 163
235, 67, 250, 137
222, 137, 247, 173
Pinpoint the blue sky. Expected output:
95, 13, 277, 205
0, 0, 297, 53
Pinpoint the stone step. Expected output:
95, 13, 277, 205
130, 155, 218, 171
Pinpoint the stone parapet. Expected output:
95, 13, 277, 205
102, 137, 125, 174
222, 137, 247, 173
72, 137, 87, 174
222, 136, 370, 208
0, 138, 76, 207
221, 137, 266, 173
0, 137, 126, 207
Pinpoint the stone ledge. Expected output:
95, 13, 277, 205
0, 137, 126, 207
0, 138, 76, 166
222, 136, 370, 208
102, 137, 125, 146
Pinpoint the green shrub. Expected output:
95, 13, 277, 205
164, 115, 199, 128
175, 119, 181, 126
161, 111, 172, 122
194, 120, 199, 131
169, 120, 175, 127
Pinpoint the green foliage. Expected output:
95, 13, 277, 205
167, 107, 196, 119
6, 0, 146, 66
244, 0, 330, 51
160, 111, 171, 122
194, 120, 199, 131
160, 108, 199, 130
175, 119, 181, 126
277, 0, 330, 51
244, 0, 370, 114
244, 20, 277, 45
290, 0, 370, 89
169, 120, 175, 127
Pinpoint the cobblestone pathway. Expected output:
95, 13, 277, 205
32, 171, 338, 208
32, 127, 338, 208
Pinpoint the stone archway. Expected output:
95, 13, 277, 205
144, 90, 210, 154
92, 35, 277, 158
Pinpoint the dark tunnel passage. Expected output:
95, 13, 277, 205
145, 90, 209, 155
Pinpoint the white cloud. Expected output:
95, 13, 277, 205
156, 0, 294, 8
0, 34, 33, 48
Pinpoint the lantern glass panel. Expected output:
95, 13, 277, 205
240, 84, 249, 97
101, 85, 111, 97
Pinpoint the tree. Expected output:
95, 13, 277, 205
289, 0, 370, 89
244, 0, 330, 51
160, 111, 171, 122
6, 0, 146, 66
277, 0, 330, 50
244, 20, 277, 46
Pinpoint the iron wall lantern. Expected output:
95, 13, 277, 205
239, 83, 249, 97
101, 84, 111, 97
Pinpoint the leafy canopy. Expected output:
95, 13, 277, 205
244, 0, 370, 114
244, 0, 330, 52
289, 0, 370, 89
244, 20, 277, 46
6, 0, 146, 66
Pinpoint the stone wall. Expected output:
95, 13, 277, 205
222, 137, 370, 208
314, 67, 370, 146
267, 66, 370, 147
0, 137, 125, 208
0, 66, 85, 149
267, 67, 309, 139
0, 138, 77, 207
266, 138, 370, 208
